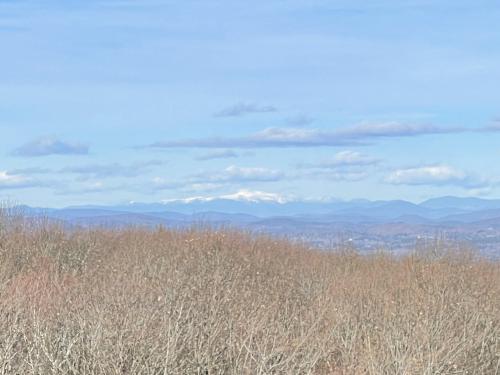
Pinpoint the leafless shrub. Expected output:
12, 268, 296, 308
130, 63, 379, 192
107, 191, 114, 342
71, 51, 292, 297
0, 217, 498, 374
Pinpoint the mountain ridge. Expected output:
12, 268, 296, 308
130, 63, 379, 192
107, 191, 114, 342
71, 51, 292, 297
11, 195, 500, 258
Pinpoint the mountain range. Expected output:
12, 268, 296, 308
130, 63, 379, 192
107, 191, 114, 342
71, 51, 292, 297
15, 194, 500, 258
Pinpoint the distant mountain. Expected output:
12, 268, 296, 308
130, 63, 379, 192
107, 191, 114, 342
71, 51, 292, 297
439, 209, 500, 223
66, 198, 365, 217
14, 195, 500, 258
420, 196, 500, 211
21, 195, 500, 223
336, 200, 430, 219
58, 197, 459, 218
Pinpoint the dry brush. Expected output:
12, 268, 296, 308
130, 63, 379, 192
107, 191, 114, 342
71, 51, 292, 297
0, 213, 499, 374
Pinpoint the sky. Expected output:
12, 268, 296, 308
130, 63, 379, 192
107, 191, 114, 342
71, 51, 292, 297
1, 0, 500, 207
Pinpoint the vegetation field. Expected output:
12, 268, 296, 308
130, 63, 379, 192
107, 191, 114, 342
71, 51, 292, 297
0, 213, 499, 374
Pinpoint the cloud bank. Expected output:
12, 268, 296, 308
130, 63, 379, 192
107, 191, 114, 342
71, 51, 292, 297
316, 150, 381, 168
146, 122, 465, 150
0, 171, 40, 190
13, 137, 89, 157
386, 165, 489, 188
214, 102, 277, 117
195, 150, 238, 161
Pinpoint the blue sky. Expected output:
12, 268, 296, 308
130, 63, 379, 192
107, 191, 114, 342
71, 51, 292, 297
1, 0, 500, 207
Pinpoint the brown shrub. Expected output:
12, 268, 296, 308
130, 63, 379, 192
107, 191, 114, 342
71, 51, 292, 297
0, 218, 498, 374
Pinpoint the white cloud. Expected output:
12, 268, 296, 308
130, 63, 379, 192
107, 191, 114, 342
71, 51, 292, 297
322, 150, 380, 168
0, 171, 39, 189
223, 165, 283, 181
296, 151, 379, 182
385, 165, 487, 188
0, 171, 29, 188
151, 165, 284, 193
191, 165, 284, 183
220, 190, 288, 203
312, 170, 369, 182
